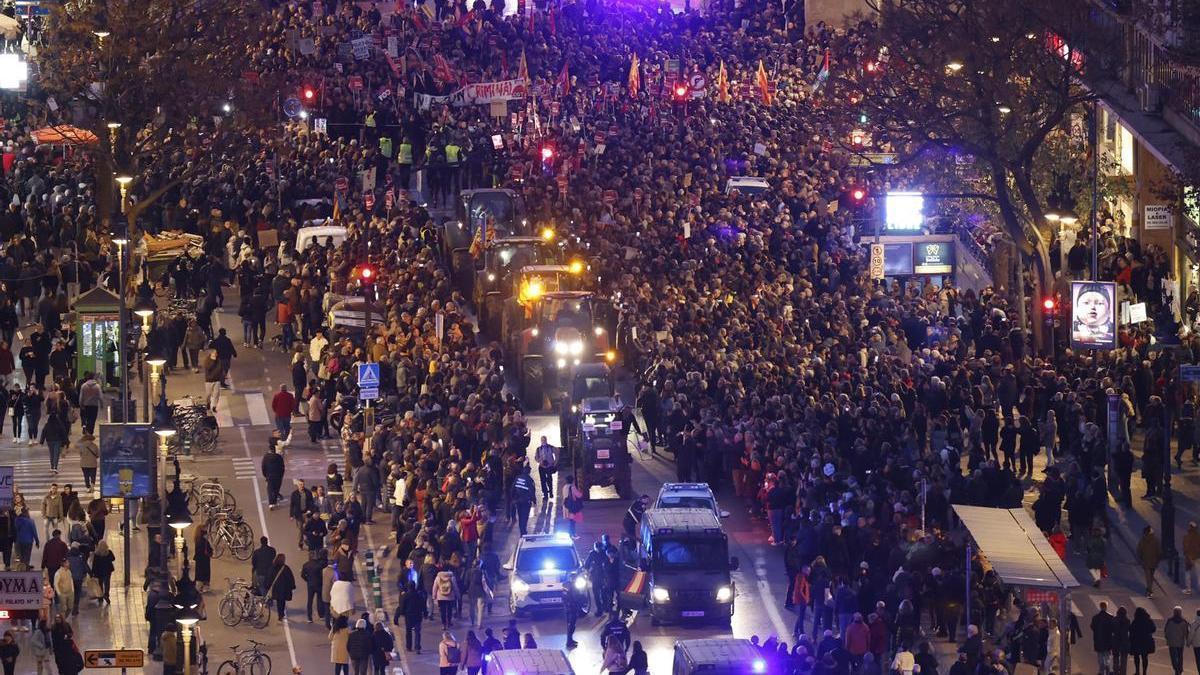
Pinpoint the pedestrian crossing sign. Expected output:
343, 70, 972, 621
357, 362, 380, 387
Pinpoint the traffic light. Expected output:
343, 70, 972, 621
359, 264, 376, 301
540, 145, 555, 161
303, 86, 315, 101
360, 265, 375, 282
673, 82, 689, 102
850, 129, 866, 147
1042, 297, 1055, 312
851, 187, 867, 204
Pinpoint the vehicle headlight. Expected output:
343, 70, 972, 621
531, 328, 539, 337
553, 341, 568, 355
487, 273, 496, 282
716, 585, 733, 602
511, 578, 530, 594
556, 358, 567, 369
568, 340, 583, 355
594, 326, 603, 336
651, 587, 670, 603
573, 575, 588, 591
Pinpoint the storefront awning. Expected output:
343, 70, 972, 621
953, 505, 1081, 589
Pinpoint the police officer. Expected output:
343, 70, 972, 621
584, 541, 612, 616
623, 495, 649, 540
510, 464, 536, 536
599, 612, 631, 654
564, 571, 586, 649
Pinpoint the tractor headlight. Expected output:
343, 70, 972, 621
556, 358, 567, 369
716, 585, 733, 602
651, 587, 670, 603
553, 341, 568, 355
511, 578, 530, 594
568, 340, 583, 355
487, 273, 496, 282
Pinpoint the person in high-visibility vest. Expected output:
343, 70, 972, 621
445, 139, 462, 201
397, 137, 413, 192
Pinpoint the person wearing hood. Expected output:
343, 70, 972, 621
1166, 606, 1189, 675
346, 618, 373, 675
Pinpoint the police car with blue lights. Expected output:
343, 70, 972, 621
503, 532, 589, 616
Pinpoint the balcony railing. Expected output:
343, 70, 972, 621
1085, 0, 1200, 135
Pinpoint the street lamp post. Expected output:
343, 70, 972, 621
153, 411, 176, 576
112, 231, 131, 587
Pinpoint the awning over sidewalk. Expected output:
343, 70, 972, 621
953, 505, 1081, 589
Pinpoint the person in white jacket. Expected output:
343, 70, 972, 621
891, 644, 916, 675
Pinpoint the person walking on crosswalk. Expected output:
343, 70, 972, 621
262, 445, 286, 510
40, 486, 63, 535
271, 385, 296, 442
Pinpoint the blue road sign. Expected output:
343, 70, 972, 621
358, 362, 380, 387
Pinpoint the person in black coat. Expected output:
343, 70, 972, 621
250, 537, 276, 595
301, 551, 327, 623
370, 622, 394, 675
346, 619, 373, 672
1112, 606, 1131, 675
1129, 606, 1156, 675
192, 527, 213, 592
267, 554, 296, 621
399, 582, 425, 653
262, 447, 285, 509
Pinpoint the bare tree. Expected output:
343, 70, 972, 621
821, 0, 1118, 349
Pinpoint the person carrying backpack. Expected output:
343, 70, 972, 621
433, 565, 460, 629
438, 630, 461, 675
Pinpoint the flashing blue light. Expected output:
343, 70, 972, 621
752, 659, 767, 673
543, 559, 558, 571
484, 654, 493, 662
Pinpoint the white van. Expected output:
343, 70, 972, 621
487, 648, 575, 675
723, 176, 771, 196
294, 222, 348, 253
673, 639, 765, 675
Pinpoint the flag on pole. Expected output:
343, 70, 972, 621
433, 54, 454, 83
628, 53, 640, 98
557, 61, 570, 97
811, 49, 830, 94
331, 193, 342, 224
527, 8, 535, 33
756, 59, 772, 105
548, 7, 556, 35
716, 60, 730, 103
517, 49, 530, 84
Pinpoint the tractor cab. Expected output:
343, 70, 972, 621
513, 291, 611, 409
473, 236, 555, 333
442, 188, 529, 282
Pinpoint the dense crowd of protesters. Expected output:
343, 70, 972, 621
0, 0, 1194, 671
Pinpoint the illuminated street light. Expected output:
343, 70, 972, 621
946, 61, 964, 73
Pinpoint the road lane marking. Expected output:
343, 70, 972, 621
753, 558, 791, 639
240, 426, 299, 668
247, 393, 271, 427
215, 401, 234, 428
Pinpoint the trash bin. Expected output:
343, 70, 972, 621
109, 398, 136, 423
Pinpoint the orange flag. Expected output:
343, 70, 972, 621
756, 59, 772, 105
717, 60, 730, 103
628, 53, 640, 98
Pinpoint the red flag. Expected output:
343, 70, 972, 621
548, 8, 556, 35
558, 62, 570, 97
500, 51, 509, 79
517, 49, 530, 84
756, 59, 772, 105
628, 53, 640, 98
527, 9, 535, 33
433, 54, 454, 83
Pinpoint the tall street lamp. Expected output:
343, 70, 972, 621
153, 406, 176, 575
115, 174, 133, 214
111, 229, 133, 586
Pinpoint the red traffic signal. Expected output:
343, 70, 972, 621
1042, 297, 1055, 312
359, 265, 375, 281
851, 188, 867, 202
540, 145, 555, 161
673, 83, 689, 100
303, 87, 315, 100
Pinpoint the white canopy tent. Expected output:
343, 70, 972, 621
954, 505, 1080, 674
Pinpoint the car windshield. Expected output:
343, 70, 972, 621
653, 538, 727, 570
515, 546, 577, 573
580, 377, 610, 398
540, 298, 591, 326
470, 193, 517, 234
493, 245, 540, 271
658, 495, 716, 512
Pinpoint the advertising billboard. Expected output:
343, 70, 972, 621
99, 423, 153, 499
914, 242, 955, 275
1070, 281, 1117, 351
885, 191, 925, 232
882, 243, 913, 276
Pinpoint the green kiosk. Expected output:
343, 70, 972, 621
72, 287, 122, 388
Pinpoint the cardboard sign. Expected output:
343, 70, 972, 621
314, 118, 327, 135
348, 76, 365, 92
297, 38, 316, 55
603, 189, 617, 205
258, 229, 279, 249
335, 177, 350, 192
364, 192, 375, 211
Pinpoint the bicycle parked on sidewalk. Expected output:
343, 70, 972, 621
208, 506, 253, 560
218, 579, 271, 629
185, 476, 237, 515
216, 639, 272, 675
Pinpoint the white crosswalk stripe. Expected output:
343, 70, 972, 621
1129, 594, 1164, 621
246, 393, 271, 427
230, 457, 257, 480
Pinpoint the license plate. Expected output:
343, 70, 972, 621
682, 611, 705, 618
597, 449, 610, 459
541, 597, 562, 604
